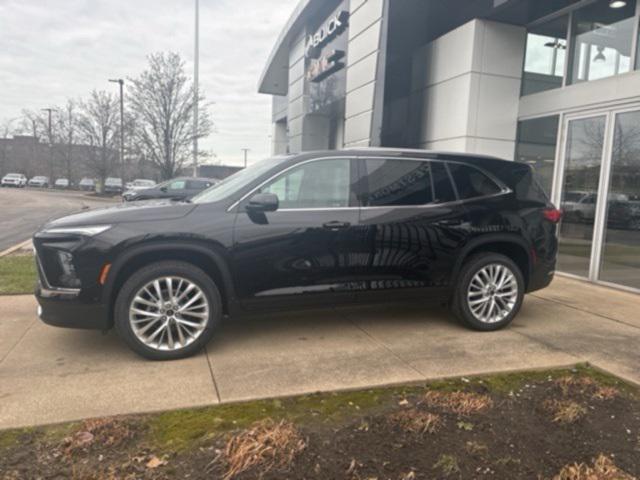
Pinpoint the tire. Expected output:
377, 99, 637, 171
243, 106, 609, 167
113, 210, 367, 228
114, 260, 222, 360
451, 253, 524, 331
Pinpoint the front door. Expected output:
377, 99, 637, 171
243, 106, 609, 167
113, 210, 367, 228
232, 157, 363, 309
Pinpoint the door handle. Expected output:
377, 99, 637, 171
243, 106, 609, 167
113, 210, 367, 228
323, 221, 351, 231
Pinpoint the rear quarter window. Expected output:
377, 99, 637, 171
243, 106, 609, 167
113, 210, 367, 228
448, 163, 502, 200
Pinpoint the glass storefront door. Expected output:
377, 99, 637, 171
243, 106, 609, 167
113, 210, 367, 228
557, 115, 606, 278
600, 110, 640, 290
554, 106, 640, 291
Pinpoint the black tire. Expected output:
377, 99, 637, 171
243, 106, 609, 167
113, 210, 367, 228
114, 260, 222, 360
450, 253, 524, 331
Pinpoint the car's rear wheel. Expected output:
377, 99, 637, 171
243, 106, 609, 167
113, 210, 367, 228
114, 261, 222, 360
451, 253, 524, 331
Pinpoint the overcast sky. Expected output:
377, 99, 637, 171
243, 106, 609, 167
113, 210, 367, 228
0, 0, 297, 166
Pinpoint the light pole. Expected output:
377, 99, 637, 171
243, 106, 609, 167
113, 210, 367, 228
109, 78, 125, 182
241, 148, 250, 168
193, 0, 200, 177
41, 108, 56, 180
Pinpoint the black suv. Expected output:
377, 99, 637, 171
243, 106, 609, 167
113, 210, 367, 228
34, 149, 560, 360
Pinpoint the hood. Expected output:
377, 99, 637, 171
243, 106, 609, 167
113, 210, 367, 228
44, 200, 196, 229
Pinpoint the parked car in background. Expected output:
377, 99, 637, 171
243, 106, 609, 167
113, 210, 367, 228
28, 176, 50, 188
54, 178, 71, 189
122, 179, 156, 198
79, 178, 96, 192
34, 149, 560, 360
122, 177, 215, 202
104, 177, 124, 194
1, 173, 27, 188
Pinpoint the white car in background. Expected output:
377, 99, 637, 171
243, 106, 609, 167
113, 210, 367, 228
54, 178, 71, 189
122, 178, 156, 196
1, 173, 27, 188
28, 176, 50, 188
79, 178, 96, 191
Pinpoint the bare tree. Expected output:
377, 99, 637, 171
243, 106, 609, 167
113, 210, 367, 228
127, 52, 212, 180
76, 90, 119, 188
19, 109, 49, 178
56, 100, 78, 183
0, 118, 17, 176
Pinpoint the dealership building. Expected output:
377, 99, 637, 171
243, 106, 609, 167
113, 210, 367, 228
259, 0, 640, 292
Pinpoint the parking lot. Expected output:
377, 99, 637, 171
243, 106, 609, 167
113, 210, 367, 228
0, 187, 117, 251
1, 274, 639, 430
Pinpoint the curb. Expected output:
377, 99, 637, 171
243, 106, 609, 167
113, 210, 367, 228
0, 239, 33, 258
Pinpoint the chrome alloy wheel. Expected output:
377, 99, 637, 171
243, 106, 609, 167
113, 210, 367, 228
129, 276, 210, 351
466, 263, 518, 324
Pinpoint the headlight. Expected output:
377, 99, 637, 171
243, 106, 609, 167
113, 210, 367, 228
42, 225, 112, 236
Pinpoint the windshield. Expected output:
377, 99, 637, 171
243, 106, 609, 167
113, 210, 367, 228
192, 156, 291, 204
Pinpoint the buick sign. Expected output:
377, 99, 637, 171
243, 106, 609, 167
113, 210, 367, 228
305, 10, 349, 58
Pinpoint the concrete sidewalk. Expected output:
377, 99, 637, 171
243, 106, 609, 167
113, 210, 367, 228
1, 276, 639, 430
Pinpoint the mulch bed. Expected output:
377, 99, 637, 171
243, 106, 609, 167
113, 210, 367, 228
1, 366, 639, 479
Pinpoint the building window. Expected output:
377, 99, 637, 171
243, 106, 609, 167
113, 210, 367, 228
514, 116, 560, 195
569, 0, 637, 84
522, 16, 569, 96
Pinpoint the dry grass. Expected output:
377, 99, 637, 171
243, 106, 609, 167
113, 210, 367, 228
424, 391, 493, 416
221, 419, 306, 480
593, 386, 619, 401
389, 409, 442, 435
62, 417, 134, 455
555, 376, 596, 395
544, 400, 587, 424
552, 454, 636, 480
465, 441, 489, 456
555, 376, 620, 402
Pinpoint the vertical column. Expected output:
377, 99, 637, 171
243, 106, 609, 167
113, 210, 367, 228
343, 0, 388, 148
411, 19, 525, 160
287, 33, 308, 153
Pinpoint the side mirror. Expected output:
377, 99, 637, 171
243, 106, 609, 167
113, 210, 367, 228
246, 193, 279, 213
160, 186, 168, 192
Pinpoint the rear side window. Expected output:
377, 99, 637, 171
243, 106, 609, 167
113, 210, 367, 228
447, 163, 502, 200
187, 180, 211, 189
362, 159, 458, 206
363, 159, 433, 206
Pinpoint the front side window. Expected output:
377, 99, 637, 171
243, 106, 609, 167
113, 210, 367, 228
522, 15, 569, 96
448, 163, 503, 200
168, 180, 187, 190
569, 0, 636, 84
260, 158, 353, 209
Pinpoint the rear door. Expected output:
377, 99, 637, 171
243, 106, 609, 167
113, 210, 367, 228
232, 157, 364, 310
356, 157, 470, 300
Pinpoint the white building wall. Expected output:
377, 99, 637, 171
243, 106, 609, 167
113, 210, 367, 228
411, 19, 526, 160
518, 70, 640, 120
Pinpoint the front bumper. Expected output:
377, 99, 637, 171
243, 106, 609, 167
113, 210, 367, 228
34, 242, 110, 331
36, 286, 109, 330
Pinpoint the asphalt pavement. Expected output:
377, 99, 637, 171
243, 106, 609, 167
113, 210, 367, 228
0, 187, 117, 251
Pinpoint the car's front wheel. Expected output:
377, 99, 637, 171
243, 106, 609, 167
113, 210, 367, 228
451, 253, 524, 331
114, 261, 222, 360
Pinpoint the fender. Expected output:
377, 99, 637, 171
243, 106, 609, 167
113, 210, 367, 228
450, 233, 533, 286
102, 239, 238, 320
